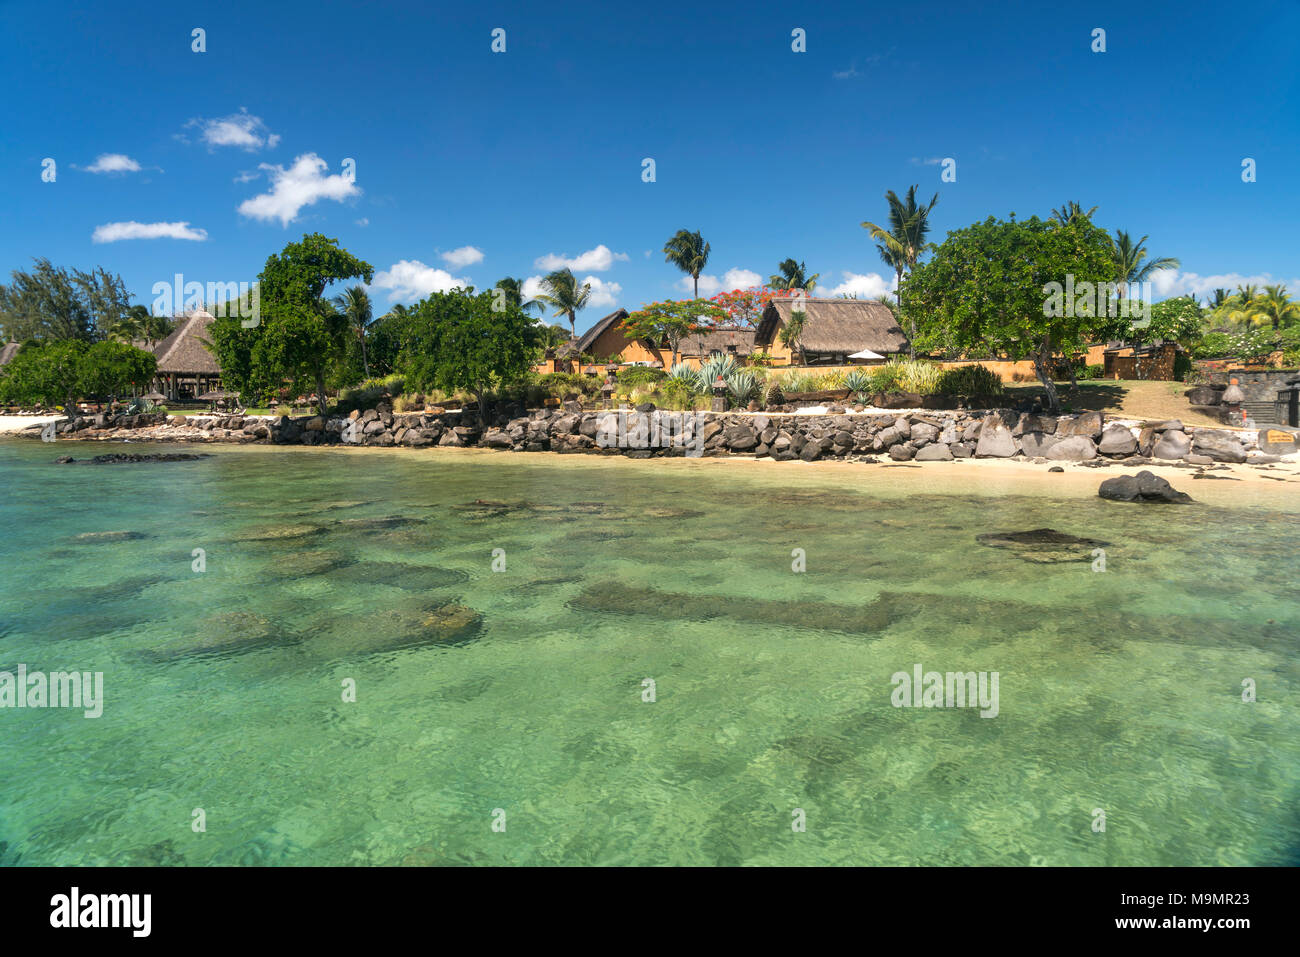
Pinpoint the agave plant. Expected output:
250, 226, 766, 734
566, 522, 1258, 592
667, 362, 703, 393
842, 369, 873, 397
725, 369, 762, 406
698, 354, 739, 389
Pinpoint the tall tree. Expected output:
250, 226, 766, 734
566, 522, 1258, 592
904, 215, 1115, 411
332, 285, 374, 379
861, 185, 940, 357
769, 259, 820, 292
663, 229, 711, 298
534, 268, 591, 339
0, 259, 133, 342
207, 234, 373, 416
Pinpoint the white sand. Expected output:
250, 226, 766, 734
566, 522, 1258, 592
0, 414, 64, 434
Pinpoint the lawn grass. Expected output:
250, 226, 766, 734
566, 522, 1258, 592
1003, 379, 1223, 427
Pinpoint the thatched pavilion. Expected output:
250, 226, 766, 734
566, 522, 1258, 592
150, 310, 223, 401
754, 298, 908, 365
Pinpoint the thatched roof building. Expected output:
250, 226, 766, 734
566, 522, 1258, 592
150, 310, 223, 401
755, 297, 908, 364
0, 342, 20, 368
678, 327, 756, 361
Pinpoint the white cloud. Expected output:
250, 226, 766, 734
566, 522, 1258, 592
534, 244, 629, 272
92, 221, 208, 243
237, 153, 361, 226
675, 267, 762, 297
820, 271, 897, 299
441, 246, 484, 268
521, 275, 549, 303
583, 275, 622, 309
82, 153, 141, 174
1148, 269, 1300, 300
233, 169, 261, 184
370, 260, 468, 302
355, 218, 369, 227
186, 108, 280, 151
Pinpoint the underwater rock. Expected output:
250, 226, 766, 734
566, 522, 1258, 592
309, 601, 482, 659
235, 523, 324, 542
333, 515, 426, 530
975, 528, 1110, 564
568, 581, 904, 635
70, 530, 146, 543
141, 610, 294, 661
270, 549, 350, 578
327, 560, 468, 590
56, 453, 212, 465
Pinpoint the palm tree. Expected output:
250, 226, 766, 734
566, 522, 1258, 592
1050, 201, 1098, 225
770, 258, 820, 292
862, 185, 939, 357
1206, 288, 1231, 310
494, 277, 541, 315
105, 315, 142, 343
1226, 285, 1265, 327
332, 285, 374, 379
1110, 231, 1180, 287
535, 268, 592, 338
663, 229, 711, 298
1251, 285, 1299, 330
779, 309, 808, 365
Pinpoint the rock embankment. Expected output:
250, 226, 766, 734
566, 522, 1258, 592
39, 404, 1281, 467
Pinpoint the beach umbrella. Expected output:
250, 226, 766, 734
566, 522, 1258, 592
144, 391, 166, 402
197, 390, 239, 400
847, 348, 885, 360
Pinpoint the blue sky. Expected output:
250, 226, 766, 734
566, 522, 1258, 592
2, 0, 1297, 334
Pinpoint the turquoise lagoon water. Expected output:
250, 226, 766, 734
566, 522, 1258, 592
0, 439, 1296, 866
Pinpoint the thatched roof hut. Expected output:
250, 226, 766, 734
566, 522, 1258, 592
754, 297, 908, 363
150, 310, 223, 400
0, 342, 20, 368
678, 327, 756, 360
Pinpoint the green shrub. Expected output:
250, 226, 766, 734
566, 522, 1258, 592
338, 373, 406, 412
935, 363, 1006, 394
1078, 363, 1105, 380
616, 366, 667, 388
869, 358, 942, 394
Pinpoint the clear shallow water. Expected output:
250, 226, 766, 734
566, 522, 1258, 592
0, 439, 1296, 866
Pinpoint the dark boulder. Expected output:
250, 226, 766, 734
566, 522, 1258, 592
1098, 470, 1193, 504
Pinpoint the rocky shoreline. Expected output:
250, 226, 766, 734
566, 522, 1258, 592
30, 402, 1292, 469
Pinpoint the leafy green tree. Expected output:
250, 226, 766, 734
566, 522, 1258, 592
663, 229, 711, 298
904, 215, 1115, 411
623, 299, 725, 365
534, 268, 591, 338
769, 259, 819, 292
862, 185, 939, 356
208, 234, 373, 415
78, 340, 158, 401
0, 339, 156, 416
537, 323, 570, 350
399, 288, 541, 425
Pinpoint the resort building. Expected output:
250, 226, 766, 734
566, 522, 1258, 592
753, 297, 909, 366
0, 342, 20, 368
149, 309, 224, 401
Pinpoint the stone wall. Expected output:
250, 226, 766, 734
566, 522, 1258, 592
47, 404, 1280, 465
